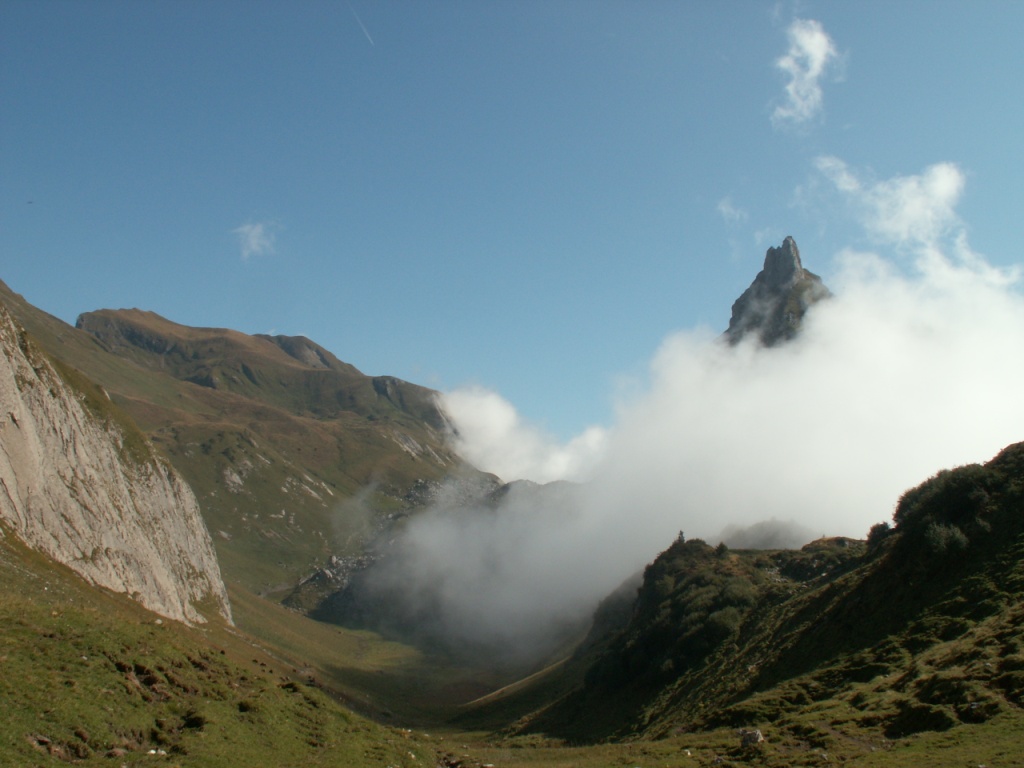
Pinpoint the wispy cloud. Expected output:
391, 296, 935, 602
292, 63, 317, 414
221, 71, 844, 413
232, 221, 277, 261
440, 386, 607, 484
772, 18, 838, 128
347, 1, 374, 46
717, 196, 749, 225
817, 157, 965, 249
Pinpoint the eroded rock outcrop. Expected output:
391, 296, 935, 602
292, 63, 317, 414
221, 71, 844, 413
0, 303, 230, 625
725, 236, 830, 347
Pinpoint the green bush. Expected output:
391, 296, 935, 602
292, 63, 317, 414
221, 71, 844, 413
893, 463, 993, 532
706, 606, 743, 638
923, 521, 970, 555
866, 521, 891, 548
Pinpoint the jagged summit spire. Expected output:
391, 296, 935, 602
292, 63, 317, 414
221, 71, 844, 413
761, 236, 802, 287
724, 236, 830, 347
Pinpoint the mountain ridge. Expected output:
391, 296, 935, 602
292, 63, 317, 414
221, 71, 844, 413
0, 278, 472, 595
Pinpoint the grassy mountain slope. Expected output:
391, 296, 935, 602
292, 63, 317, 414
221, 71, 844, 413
490, 443, 1024, 764
0, 518, 458, 768
0, 279, 468, 595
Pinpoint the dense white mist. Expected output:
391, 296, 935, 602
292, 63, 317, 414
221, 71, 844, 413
442, 385, 608, 484
368, 480, 596, 664
380, 159, 1024, 662
585, 244, 1024, 566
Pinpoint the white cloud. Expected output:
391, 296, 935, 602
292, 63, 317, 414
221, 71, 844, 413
439, 386, 607, 484
772, 19, 838, 127
232, 221, 277, 260
816, 156, 965, 249
717, 196, 749, 225
814, 155, 860, 193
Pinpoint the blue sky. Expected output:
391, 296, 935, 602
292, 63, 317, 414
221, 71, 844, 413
3, 1, 1023, 443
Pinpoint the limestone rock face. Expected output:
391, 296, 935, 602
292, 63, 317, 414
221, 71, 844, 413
725, 236, 830, 347
0, 303, 230, 625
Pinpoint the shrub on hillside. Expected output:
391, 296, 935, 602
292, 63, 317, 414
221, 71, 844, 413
585, 540, 762, 690
866, 521, 891, 549
893, 463, 994, 533
890, 463, 1001, 562
922, 521, 970, 555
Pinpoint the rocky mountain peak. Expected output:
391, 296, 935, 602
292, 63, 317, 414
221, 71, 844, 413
761, 235, 802, 286
725, 236, 830, 347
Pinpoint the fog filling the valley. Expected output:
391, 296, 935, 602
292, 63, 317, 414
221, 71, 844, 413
367, 160, 1024, 663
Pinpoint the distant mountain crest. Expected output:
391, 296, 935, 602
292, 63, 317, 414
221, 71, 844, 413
257, 333, 346, 371
725, 236, 830, 347
0, 283, 468, 596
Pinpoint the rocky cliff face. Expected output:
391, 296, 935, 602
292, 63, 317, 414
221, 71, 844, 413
725, 236, 830, 346
0, 303, 230, 625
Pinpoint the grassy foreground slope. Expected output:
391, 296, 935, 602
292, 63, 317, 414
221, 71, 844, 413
0, 523, 453, 768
